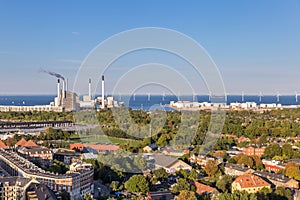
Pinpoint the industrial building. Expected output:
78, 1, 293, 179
0, 75, 119, 112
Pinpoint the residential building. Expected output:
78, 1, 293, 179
190, 154, 220, 167
262, 160, 285, 173
162, 147, 189, 157
26, 183, 57, 200
225, 163, 255, 177
70, 143, 119, 154
254, 171, 299, 189
53, 149, 80, 165
243, 146, 265, 157
0, 141, 7, 149
193, 181, 218, 197
143, 144, 158, 153
152, 154, 192, 173
0, 177, 36, 200
17, 146, 53, 167
0, 149, 93, 200
15, 139, 38, 148
232, 174, 271, 193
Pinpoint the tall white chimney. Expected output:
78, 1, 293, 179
66, 78, 68, 92
102, 75, 105, 109
89, 78, 92, 99
62, 80, 66, 98
57, 79, 60, 99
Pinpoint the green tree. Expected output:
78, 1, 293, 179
188, 169, 198, 181
264, 143, 282, 159
216, 175, 233, 193
282, 143, 293, 159
285, 162, 300, 180
274, 186, 291, 200
205, 160, 219, 177
110, 181, 120, 192
83, 193, 94, 200
124, 175, 149, 194
237, 154, 254, 168
177, 190, 197, 200
171, 178, 190, 194
153, 168, 168, 181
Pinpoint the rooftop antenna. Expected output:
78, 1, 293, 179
296, 91, 298, 103
277, 92, 280, 103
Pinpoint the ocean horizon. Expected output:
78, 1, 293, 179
0, 94, 299, 111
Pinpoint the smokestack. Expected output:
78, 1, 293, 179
62, 80, 66, 98
57, 79, 60, 99
89, 78, 91, 98
102, 75, 105, 109
66, 78, 68, 92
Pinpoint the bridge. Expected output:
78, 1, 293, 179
0, 120, 74, 129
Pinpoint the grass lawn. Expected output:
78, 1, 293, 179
69, 134, 142, 147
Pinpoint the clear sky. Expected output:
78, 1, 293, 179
0, 0, 299, 95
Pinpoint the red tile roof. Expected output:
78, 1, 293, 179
16, 138, 27, 146
234, 174, 271, 188
84, 144, 119, 152
194, 181, 216, 195
70, 143, 85, 151
0, 140, 7, 148
70, 143, 119, 152
23, 140, 37, 147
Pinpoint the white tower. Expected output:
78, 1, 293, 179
57, 79, 60, 99
101, 75, 105, 109
89, 78, 92, 99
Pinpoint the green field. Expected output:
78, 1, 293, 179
69, 134, 142, 147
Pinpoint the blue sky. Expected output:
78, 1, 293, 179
0, 0, 299, 95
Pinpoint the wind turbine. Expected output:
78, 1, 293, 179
242, 91, 245, 102
259, 91, 262, 102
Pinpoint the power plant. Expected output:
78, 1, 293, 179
80, 75, 119, 110
0, 73, 119, 112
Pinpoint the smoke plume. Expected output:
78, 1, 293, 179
39, 68, 65, 80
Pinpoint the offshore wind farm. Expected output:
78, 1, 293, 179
1, 93, 300, 111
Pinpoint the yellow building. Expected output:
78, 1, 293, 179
232, 174, 271, 193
